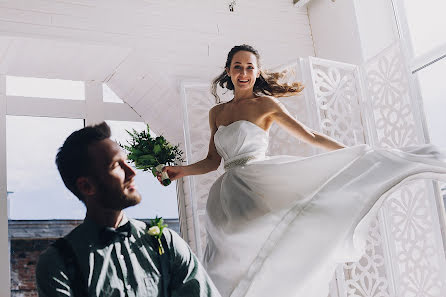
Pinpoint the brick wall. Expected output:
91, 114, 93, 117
8, 219, 180, 296
10, 239, 54, 297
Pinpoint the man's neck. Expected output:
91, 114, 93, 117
86, 208, 124, 228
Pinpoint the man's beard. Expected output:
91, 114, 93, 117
95, 180, 142, 211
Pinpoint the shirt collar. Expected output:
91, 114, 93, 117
83, 212, 129, 229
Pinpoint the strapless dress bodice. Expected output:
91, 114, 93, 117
214, 120, 269, 168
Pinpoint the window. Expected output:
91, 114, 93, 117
6, 76, 85, 100
416, 58, 446, 147
6, 116, 85, 219
107, 120, 179, 219
395, 1, 446, 148
402, 1, 446, 57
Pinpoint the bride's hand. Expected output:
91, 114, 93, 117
157, 166, 186, 184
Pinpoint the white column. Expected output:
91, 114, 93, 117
307, 0, 398, 64
0, 75, 11, 297
85, 81, 104, 126
307, 0, 364, 64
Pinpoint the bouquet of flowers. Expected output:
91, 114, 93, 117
121, 125, 184, 186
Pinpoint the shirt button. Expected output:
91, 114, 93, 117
119, 255, 124, 260
126, 284, 131, 290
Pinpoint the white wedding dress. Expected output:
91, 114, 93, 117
203, 120, 446, 297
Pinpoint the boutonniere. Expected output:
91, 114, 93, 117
147, 216, 168, 255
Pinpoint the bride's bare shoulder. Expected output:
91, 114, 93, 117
256, 96, 279, 103
255, 96, 282, 110
210, 102, 227, 114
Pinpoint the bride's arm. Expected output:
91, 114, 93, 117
161, 108, 222, 181
268, 98, 346, 151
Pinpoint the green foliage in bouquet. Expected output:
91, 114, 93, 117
121, 125, 184, 178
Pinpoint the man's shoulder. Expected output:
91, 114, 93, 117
36, 241, 65, 279
39, 222, 84, 262
63, 220, 95, 249
38, 243, 60, 262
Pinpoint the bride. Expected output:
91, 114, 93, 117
160, 44, 446, 297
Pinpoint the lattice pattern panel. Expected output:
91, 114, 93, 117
342, 215, 391, 297
302, 57, 391, 297
364, 44, 423, 148
383, 181, 446, 297
363, 43, 446, 297
308, 57, 367, 147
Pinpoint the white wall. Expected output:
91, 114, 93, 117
308, 0, 398, 64
354, 0, 399, 61
308, 0, 364, 64
0, 0, 316, 146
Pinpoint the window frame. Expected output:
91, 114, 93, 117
391, 0, 446, 145
392, 0, 446, 73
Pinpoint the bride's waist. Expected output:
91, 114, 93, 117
223, 152, 266, 170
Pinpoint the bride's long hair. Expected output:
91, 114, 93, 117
211, 44, 304, 104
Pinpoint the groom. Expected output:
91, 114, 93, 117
36, 122, 221, 297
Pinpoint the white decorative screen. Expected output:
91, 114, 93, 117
300, 56, 391, 297
363, 43, 446, 297
301, 45, 446, 297
302, 57, 368, 147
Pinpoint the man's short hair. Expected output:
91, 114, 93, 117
56, 122, 111, 200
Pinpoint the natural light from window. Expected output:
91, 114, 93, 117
6, 76, 85, 100
6, 116, 85, 219
5, 76, 179, 220
107, 120, 179, 219
416, 59, 446, 147
403, 1, 446, 56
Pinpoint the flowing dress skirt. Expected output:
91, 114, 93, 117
203, 144, 446, 297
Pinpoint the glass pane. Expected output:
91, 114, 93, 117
403, 0, 446, 57
103, 84, 124, 103
6, 76, 85, 100
416, 58, 446, 147
107, 120, 179, 219
6, 116, 85, 219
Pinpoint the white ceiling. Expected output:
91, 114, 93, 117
0, 0, 314, 144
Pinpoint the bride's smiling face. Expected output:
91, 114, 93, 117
226, 50, 260, 91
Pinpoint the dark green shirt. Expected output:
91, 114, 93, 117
36, 215, 221, 297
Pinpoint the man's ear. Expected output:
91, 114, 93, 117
76, 177, 96, 197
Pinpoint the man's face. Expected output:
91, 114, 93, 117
87, 138, 141, 210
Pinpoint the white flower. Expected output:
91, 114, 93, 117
148, 226, 160, 236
